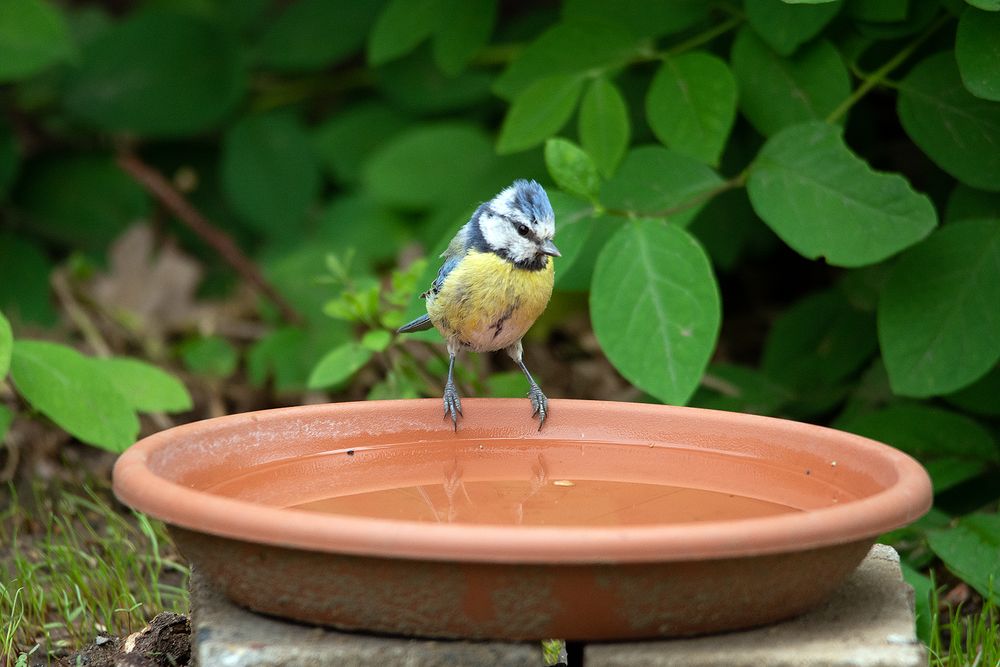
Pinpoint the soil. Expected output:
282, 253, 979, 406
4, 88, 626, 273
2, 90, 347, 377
54, 613, 190, 667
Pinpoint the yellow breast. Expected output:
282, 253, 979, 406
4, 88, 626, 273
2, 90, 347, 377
427, 251, 554, 351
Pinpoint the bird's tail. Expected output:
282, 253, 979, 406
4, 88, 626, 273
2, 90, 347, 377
397, 314, 434, 333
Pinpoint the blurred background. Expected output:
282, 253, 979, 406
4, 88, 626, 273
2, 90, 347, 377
1, 0, 999, 664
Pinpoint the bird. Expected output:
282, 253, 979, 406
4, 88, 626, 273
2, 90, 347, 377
397, 179, 561, 431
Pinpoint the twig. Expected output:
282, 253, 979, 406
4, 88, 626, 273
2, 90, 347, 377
666, 15, 743, 57
116, 152, 303, 325
603, 170, 748, 221
825, 13, 951, 124
51, 269, 112, 358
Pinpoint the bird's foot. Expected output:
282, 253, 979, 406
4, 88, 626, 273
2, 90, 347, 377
528, 384, 548, 430
443, 382, 463, 431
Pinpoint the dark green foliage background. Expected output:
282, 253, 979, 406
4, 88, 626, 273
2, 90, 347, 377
1, 0, 999, 643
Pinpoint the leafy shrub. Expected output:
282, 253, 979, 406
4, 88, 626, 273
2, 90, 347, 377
0, 0, 998, 627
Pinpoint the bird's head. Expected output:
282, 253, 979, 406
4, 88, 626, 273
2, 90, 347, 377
478, 180, 560, 268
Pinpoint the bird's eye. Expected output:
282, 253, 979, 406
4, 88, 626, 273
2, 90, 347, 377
516, 223, 530, 237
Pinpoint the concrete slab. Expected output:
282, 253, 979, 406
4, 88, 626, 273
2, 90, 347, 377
188, 571, 542, 666
586, 544, 925, 667
190, 544, 923, 667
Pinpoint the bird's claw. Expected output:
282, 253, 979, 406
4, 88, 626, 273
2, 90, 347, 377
443, 382, 463, 431
528, 384, 548, 430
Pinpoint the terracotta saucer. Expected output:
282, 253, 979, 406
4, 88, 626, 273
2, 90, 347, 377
113, 399, 932, 640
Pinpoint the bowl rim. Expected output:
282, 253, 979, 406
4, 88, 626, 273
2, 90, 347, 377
112, 399, 932, 564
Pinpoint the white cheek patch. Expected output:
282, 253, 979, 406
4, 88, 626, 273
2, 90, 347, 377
478, 213, 509, 249
510, 236, 536, 262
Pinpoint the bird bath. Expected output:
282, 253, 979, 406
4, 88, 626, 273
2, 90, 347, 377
112, 399, 932, 640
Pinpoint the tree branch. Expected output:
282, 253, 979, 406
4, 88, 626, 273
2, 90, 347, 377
117, 151, 303, 326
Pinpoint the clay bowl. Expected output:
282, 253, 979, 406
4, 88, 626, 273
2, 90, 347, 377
113, 399, 931, 640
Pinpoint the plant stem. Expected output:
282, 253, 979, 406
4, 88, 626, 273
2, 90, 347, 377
604, 168, 748, 221
116, 152, 304, 326
473, 42, 524, 66
666, 15, 743, 57
51, 270, 112, 358
825, 13, 951, 124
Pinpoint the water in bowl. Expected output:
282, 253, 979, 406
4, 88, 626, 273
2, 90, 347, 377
290, 478, 797, 526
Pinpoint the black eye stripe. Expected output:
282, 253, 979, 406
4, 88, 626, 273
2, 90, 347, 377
485, 207, 540, 242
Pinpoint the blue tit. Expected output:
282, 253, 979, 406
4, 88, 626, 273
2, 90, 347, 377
398, 179, 561, 430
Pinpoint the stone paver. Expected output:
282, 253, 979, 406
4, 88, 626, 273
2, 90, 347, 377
189, 571, 541, 666
191, 544, 923, 666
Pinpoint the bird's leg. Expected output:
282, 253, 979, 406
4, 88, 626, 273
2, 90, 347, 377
507, 342, 548, 430
443, 351, 462, 431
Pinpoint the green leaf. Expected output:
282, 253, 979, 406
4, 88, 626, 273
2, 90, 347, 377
878, 219, 1000, 397
966, 0, 1000, 9
956, 8, 1000, 101
221, 113, 320, 236
316, 195, 409, 268
928, 513, 1000, 603
308, 342, 373, 390
247, 323, 349, 392
432, 0, 495, 75
898, 52, 1000, 191
18, 154, 149, 252
494, 19, 638, 99
838, 404, 998, 493
179, 335, 238, 379
367, 0, 439, 66
0, 119, 18, 200
746, 0, 842, 55
554, 211, 620, 291
689, 189, 771, 271
579, 77, 630, 177
497, 75, 584, 154
0, 0, 75, 82
748, 122, 937, 267
847, 0, 909, 22
10, 341, 138, 452
690, 363, 793, 416
0, 310, 11, 379
899, 563, 934, 646
361, 330, 392, 352
0, 233, 56, 327
313, 103, 408, 186
646, 52, 737, 166
947, 184, 1000, 223
64, 10, 246, 137
944, 365, 1000, 417
363, 123, 496, 208
487, 370, 527, 398
562, 0, 709, 38
92, 357, 192, 414
544, 138, 600, 199
852, 0, 939, 39
591, 221, 720, 405
0, 405, 12, 444
376, 49, 493, 114
600, 146, 723, 226
255, 0, 383, 71
549, 192, 603, 286
731, 28, 850, 136
763, 289, 877, 389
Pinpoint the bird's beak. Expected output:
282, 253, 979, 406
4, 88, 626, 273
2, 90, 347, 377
540, 239, 561, 257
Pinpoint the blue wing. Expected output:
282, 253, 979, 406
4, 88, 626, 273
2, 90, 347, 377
431, 255, 461, 294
